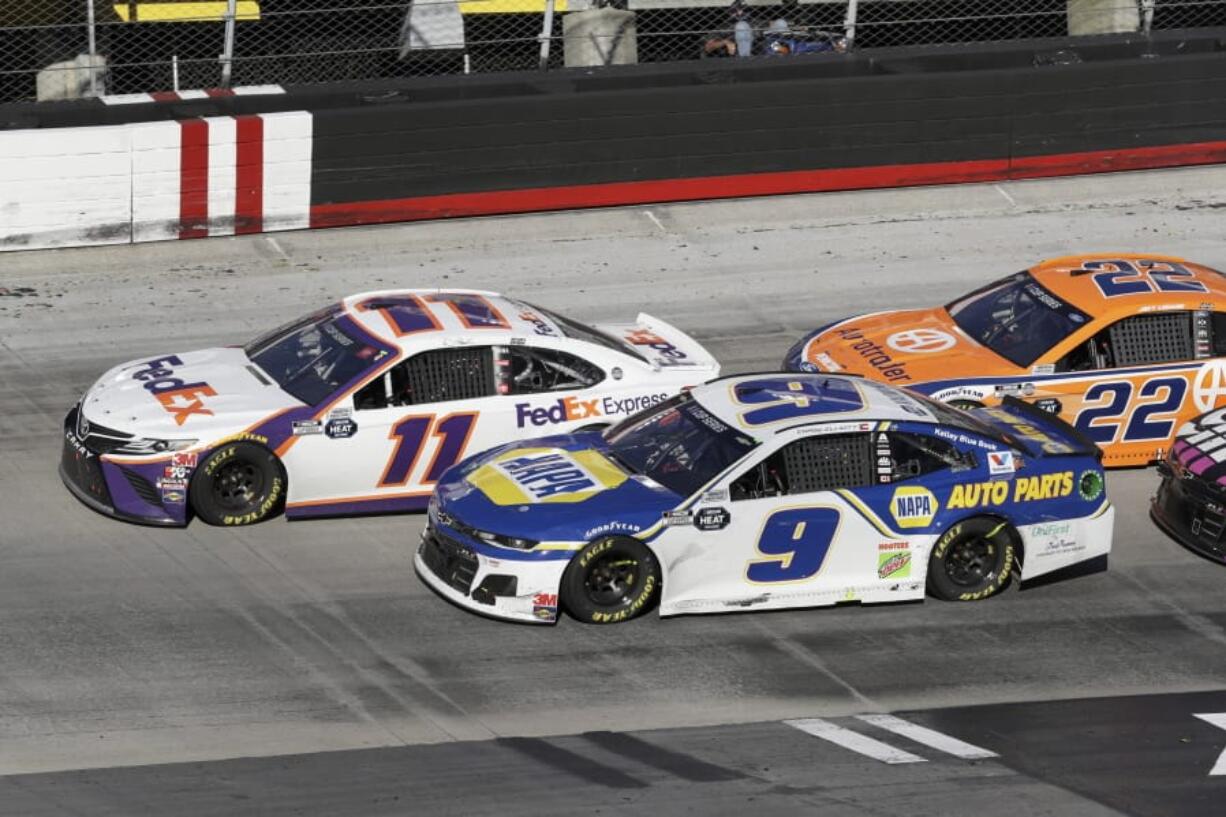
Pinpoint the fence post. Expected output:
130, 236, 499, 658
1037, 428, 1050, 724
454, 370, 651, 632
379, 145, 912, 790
1141, 0, 1155, 35
220, 0, 238, 87
86, 0, 98, 96
843, 0, 859, 47
539, 0, 557, 69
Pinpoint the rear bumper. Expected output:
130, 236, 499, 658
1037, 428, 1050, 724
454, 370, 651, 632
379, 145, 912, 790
1151, 473, 1226, 564
59, 405, 185, 527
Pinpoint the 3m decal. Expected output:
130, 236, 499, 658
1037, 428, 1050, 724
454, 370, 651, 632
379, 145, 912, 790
1073, 377, 1187, 444
1084, 259, 1208, 298
131, 355, 216, 426
532, 592, 559, 621
746, 507, 840, 584
889, 485, 937, 528
732, 377, 864, 426
380, 412, 477, 487
171, 451, 198, 468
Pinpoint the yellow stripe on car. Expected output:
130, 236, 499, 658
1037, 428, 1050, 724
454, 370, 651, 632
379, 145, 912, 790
459, 0, 568, 13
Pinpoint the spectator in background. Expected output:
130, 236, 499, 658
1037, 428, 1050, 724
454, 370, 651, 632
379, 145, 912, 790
703, 0, 753, 58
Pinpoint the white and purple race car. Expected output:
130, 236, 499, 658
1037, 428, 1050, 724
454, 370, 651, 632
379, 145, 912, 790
60, 290, 718, 526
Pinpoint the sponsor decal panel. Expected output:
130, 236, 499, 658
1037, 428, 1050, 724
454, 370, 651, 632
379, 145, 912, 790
987, 450, 1016, 476
878, 550, 912, 579
469, 447, 627, 505
886, 329, 956, 354
325, 418, 358, 439
515, 392, 667, 428
293, 420, 324, 436
131, 355, 216, 426
663, 510, 693, 527
624, 329, 689, 364
947, 472, 1073, 509
532, 592, 559, 621
890, 485, 937, 528
829, 328, 913, 383
1029, 521, 1084, 558
694, 506, 730, 531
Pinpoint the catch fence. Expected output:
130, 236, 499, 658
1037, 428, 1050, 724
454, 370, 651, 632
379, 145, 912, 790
2, 1, 1224, 103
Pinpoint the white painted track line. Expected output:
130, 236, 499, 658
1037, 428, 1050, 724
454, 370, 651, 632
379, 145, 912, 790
855, 714, 999, 760
1192, 713, 1226, 775
784, 718, 927, 764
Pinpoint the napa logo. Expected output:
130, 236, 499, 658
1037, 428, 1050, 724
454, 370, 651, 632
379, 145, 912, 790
467, 447, 628, 505
889, 485, 937, 528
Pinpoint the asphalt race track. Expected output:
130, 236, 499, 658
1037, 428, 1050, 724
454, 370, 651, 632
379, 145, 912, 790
1, 167, 1225, 815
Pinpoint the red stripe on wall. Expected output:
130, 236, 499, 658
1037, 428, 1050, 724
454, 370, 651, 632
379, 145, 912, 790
150, 91, 180, 102
309, 140, 1226, 230
178, 119, 209, 240
235, 115, 264, 235
206, 88, 236, 98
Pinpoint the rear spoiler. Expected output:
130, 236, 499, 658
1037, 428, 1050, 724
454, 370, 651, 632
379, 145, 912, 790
998, 396, 1103, 461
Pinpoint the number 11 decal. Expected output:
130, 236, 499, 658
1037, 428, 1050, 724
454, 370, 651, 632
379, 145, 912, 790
379, 412, 478, 488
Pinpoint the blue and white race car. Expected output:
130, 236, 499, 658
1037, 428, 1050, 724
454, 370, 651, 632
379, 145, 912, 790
416, 373, 1115, 624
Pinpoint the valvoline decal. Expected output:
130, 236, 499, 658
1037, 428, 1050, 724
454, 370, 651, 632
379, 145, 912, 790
132, 356, 216, 426
625, 329, 689, 364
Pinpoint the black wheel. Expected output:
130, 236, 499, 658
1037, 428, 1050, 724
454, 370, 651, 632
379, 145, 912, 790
927, 516, 1015, 601
190, 442, 286, 526
948, 399, 984, 411
561, 536, 661, 624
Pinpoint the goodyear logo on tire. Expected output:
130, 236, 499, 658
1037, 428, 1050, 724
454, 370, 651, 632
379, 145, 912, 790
890, 485, 937, 529
467, 447, 627, 505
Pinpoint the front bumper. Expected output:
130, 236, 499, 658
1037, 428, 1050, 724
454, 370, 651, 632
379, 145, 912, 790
59, 405, 185, 527
414, 520, 572, 624
1152, 470, 1226, 565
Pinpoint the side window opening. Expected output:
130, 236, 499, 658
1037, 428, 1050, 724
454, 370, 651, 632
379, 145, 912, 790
1210, 312, 1226, 357
730, 433, 873, 500
353, 347, 495, 410
1059, 311, 1194, 371
497, 346, 604, 395
888, 431, 971, 481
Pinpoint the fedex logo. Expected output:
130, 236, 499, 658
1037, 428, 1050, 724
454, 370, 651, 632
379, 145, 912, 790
516, 396, 602, 427
132, 356, 216, 426
624, 329, 688, 362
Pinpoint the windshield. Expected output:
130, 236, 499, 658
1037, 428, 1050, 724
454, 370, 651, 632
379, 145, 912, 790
531, 304, 649, 363
245, 307, 386, 405
605, 395, 758, 496
946, 272, 1089, 367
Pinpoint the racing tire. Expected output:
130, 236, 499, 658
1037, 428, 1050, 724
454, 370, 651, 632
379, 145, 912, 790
561, 536, 661, 624
190, 442, 286, 526
927, 516, 1016, 602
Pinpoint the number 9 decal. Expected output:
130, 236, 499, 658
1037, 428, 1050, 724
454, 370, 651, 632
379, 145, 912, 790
733, 378, 864, 426
746, 506, 840, 584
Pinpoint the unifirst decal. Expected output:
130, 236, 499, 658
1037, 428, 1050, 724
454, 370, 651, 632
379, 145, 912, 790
889, 485, 937, 528
948, 471, 1073, 508
132, 355, 216, 426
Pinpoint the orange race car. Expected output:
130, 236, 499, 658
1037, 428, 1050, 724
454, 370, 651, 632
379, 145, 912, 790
784, 254, 1226, 467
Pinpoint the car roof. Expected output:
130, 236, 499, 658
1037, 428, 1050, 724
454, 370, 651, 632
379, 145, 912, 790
692, 373, 938, 436
1027, 253, 1226, 314
339, 288, 566, 347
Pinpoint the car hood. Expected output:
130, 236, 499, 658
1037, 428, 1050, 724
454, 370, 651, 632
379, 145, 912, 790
80, 347, 303, 439
435, 434, 684, 543
791, 307, 1021, 385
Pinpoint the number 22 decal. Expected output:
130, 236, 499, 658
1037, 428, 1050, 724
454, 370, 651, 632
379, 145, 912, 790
746, 507, 840, 583
1087, 259, 1207, 298
1073, 377, 1187, 444
379, 412, 478, 487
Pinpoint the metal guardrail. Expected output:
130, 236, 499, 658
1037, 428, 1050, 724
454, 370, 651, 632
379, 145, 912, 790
1, 1, 1223, 103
